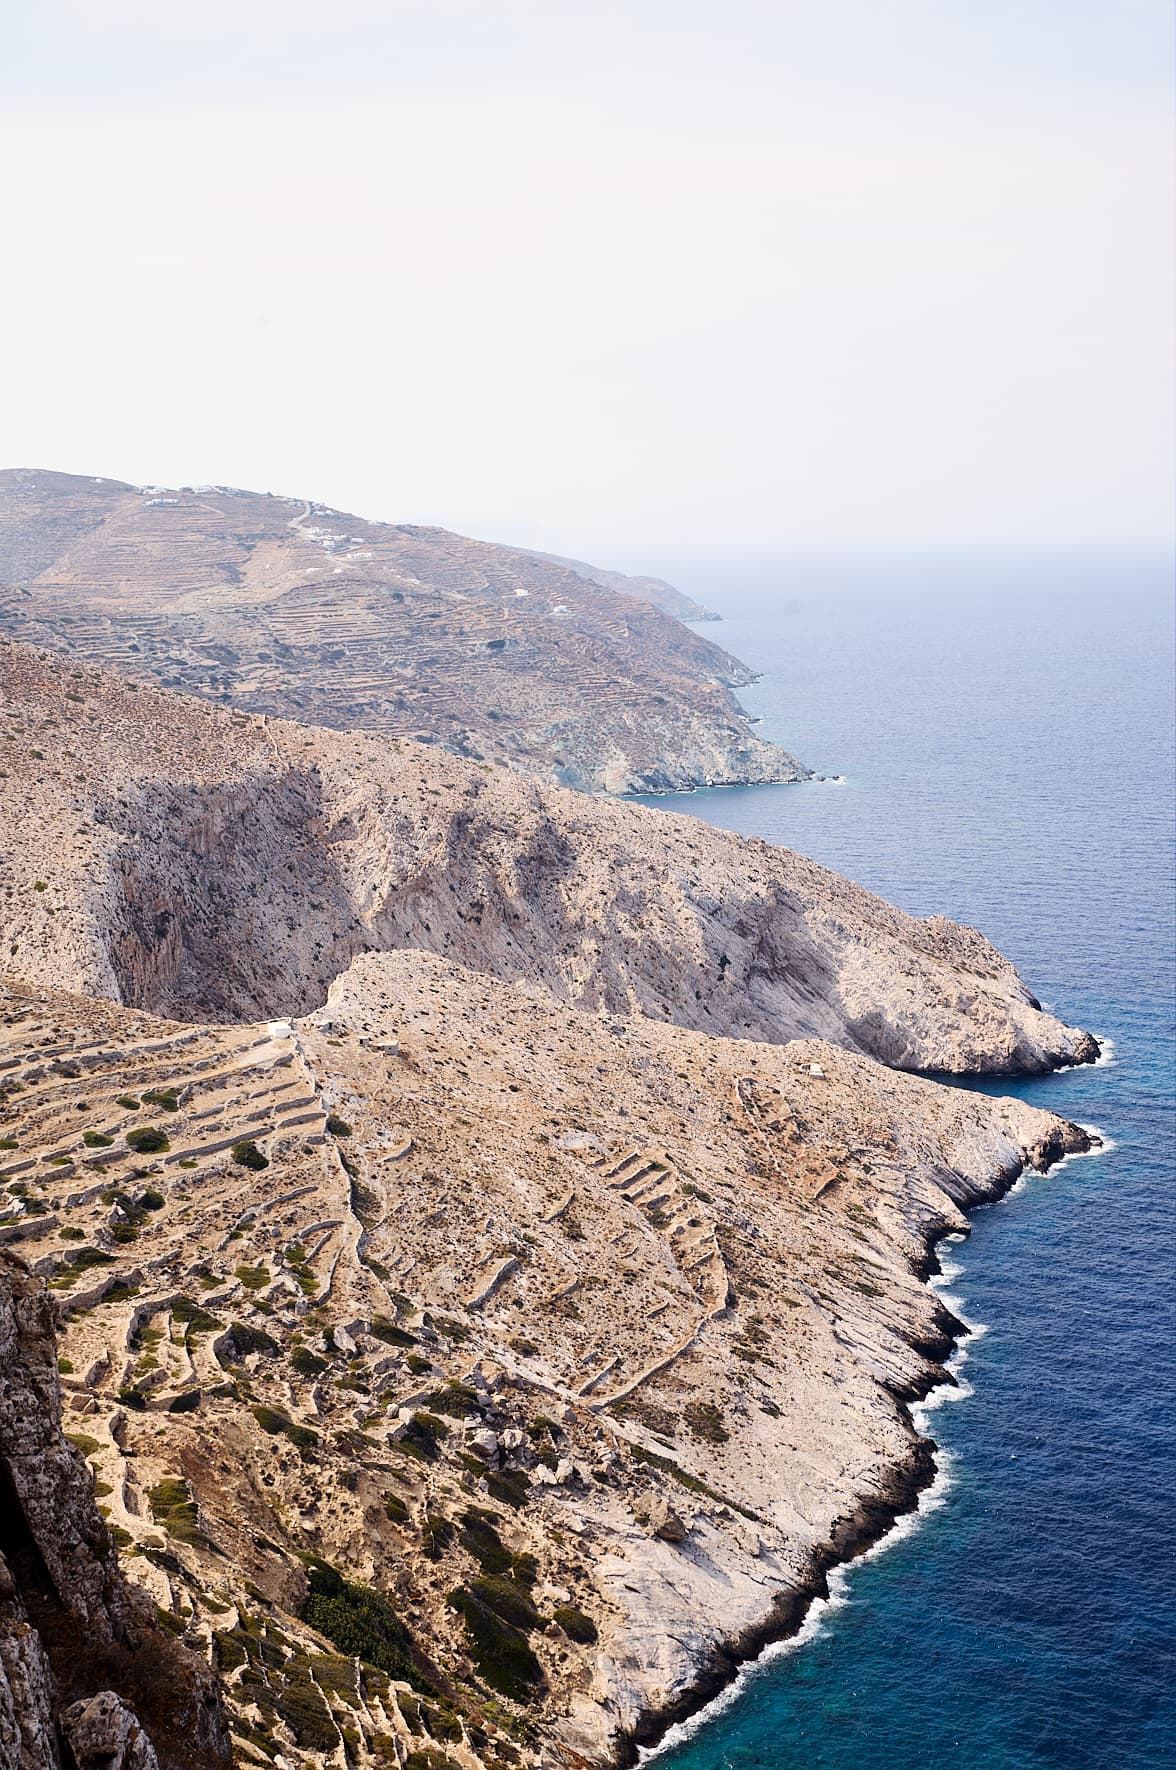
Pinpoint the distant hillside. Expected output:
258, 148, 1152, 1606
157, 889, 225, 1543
520, 546, 719, 622
0, 469, 802, 795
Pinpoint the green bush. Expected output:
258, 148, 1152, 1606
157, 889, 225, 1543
310, 1653, 360, 1700
370, 1315, 416, 1347
252, 1405, 318, 1451
425, 1380, 479, 1418
275, 1672, 337, 1752
553, 1605, 598, 1644
230, 1139, 268, 1170
217, 1321, 278, 1362
399, 1411, 447, 1462
125, 1125, 169, 1154
326, 1114, 352, 1138
214, 1630, 248, 1674
383, 1493, 410, 1525
83, 1130, 114, 1148
235, 1264, 271, 1290
149, 1475, 205, 1545
171, 1296, 222, 1334
483, 1467, 529, 1510
468, 1576, 542, 1634
446, 1587, 543, 1702
141, 1087, 180, 1112
458, 1509, 511, 1577
301, 1558, 433, 1694
421, 1514, 455, 1560
291, 1346, 327, 1378
70, 1246, 114, 1270
510, 1551, 539, 1589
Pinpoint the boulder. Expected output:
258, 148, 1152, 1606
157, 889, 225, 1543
648, 1497, 688, 1543
61, 1691, 160, 1770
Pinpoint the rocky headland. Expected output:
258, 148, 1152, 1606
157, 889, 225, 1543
0, 638, 1099, 1770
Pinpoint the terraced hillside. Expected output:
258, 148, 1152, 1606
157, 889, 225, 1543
0, 959, 1093, 1770
0, 470, 804, 795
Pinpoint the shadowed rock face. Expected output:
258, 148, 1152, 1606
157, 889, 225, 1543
0, 1252, 231, 1770
0, 468, 807, 796
0, 643, 1097, 1073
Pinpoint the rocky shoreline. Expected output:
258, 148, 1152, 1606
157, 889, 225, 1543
616, 1120, 1099, 1766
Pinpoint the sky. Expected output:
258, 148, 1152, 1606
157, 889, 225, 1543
0, 1, 1172, 560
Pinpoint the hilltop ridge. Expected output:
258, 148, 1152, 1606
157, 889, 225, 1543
0, 640, 1096, 1074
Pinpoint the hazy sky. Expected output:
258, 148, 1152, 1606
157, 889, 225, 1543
1, 1, 1172, 558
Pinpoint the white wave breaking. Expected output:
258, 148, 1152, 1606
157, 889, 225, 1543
1054, 1035, 1116, 1073
1005, 1122, 1113, 1194
640, 1420, 963, 1762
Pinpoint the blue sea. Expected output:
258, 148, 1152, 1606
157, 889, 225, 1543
632, 551, 1176, 1770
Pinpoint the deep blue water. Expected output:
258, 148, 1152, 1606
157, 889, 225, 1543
632, 552, 1175, 1770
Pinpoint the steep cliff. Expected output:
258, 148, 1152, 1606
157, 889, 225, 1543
0, 1251, 230, 1770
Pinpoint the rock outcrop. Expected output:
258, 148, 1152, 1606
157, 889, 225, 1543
0, 469, 804, 795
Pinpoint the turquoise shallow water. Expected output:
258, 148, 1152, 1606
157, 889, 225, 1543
632, 553, 1175, 1770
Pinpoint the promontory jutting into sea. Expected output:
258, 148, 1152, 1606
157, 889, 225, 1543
5, 1, 1172, 1761
5, 473, 1153, 1770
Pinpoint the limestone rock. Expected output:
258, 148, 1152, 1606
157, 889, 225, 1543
0, 1253, 231, 1770
647, 1499, 688, 1543
60, 1692, 159, 1770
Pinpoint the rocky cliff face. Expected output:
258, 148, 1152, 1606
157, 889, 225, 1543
0, 1251, 230, 1770
0, 469, 804, 796
0, 643, 1097, 1073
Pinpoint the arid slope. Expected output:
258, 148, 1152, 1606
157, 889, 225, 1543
0, 643, 1096, 1074
0, 639, 1102, 1770
0, 959, 1091, 1769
